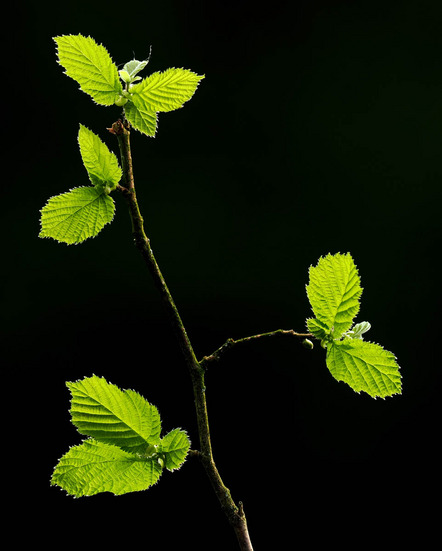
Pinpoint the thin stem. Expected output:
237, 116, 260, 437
112, 119, 253, 551
201, 329, 313, 369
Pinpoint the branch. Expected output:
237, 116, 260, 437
200, 329, 313, 369
113, 119, 254, 551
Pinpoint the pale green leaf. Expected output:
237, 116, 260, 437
160, 429, 191, 471
123, 58, 149, 79
124, 98, 158, 136
306, 253, 362, 339
326, 338, 402, 398
348, 321, 371, 340
54, 34, 122, 105
78, 124, 122, 190
129, 68, 204, 113
39, 186, 115, 245
119, 69, 132, 83
51, 439, 163, 497
67, 375, 161, 454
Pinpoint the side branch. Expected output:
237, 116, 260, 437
200, 329, 313, 369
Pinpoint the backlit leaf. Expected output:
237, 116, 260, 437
306, 253, 362, 339
54, 34, 122, 105
124, 98, 158, 136
39, 186, 115, 245
130, 68, 204, 112
326, 338, 401, 398
67, 375, 161, 454
51, 439, 163, 497
160, 429, 191, 471
78, 124, 121, 190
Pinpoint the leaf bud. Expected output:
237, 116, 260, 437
114, 95, 128, 107
302, 338, 314, 350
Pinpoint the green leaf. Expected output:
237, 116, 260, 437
125, 68, 205, 136
119, 69, 132, 83
67, 375, 161, 454
306, 318, 330, 341
124, 97, 158, 136
51, 439, 163, 497
130, 68, 204, 112
348, 321, 371, 340
52, 377, 192, 497
306, 253, 362, 339
123, 58, 150, 79
78, 124, 122, 191
160, 429, 191, 471
326, 338, 402, 398
54, 34, 122, 105
39, 186, 115, 245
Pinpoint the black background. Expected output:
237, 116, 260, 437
5, 0, 439, 547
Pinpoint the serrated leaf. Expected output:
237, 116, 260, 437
306, 318, 330, 340
54, 34, 122, 105
306, 253, 362, 339
67, 375, 161, 454
51, 439, 163, 497
160, 429, 191, 471
326, 339, 402, 398
124, 97, 158, 136
130, 68, 204, 113
39, 186, 115, 245
78, 124, 122, 189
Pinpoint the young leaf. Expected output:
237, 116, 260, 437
348, 321, 371, 340
160, 429, 191, 471
51, 439, 163, 497
78, 124, 122, 191
119, 69, 132, 83
67, 375, 162, 454
306, 253, 362, 339
326, 338, 402, 398
122, 58, 150, 79
54, 34, 122, 105
39, 186, 115, 245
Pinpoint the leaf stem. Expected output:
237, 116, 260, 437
113, 119, 253, 551
200, 329, 313, 369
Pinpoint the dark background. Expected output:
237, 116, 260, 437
5, 0, 439, 547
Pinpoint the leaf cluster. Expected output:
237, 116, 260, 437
40, 35, 204, 246
305, 253, 401, 398
39, 125, 119, 244
51, 376, 190, 497
54, 34, 204, 136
